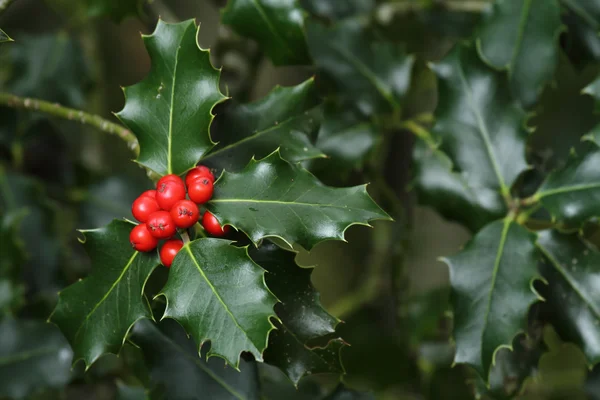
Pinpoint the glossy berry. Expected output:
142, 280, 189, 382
170, 200, 200, 229
202, 211, 230, 237
157, 174, 184, 188
132, 196, 161, 223
146, 211, 177, 239
160, 239, 184, 268
129, 224, 158, 252
188, 178, 214, 204
186, 165, 215, 187
140, 189, 157, 199
156, 180, 186, 211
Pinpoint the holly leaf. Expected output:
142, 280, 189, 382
0, 318, 72, 399
305, 18, 414, 116
158, 238, 277, 368
50, 219, 160, 368
221, 0, 310, 66
431, 43, 529, 198
208, 151, 391, 250
476, 0, 561, 108
412, 139, 506, 233
537, 230, 600, 365
117, 20, 226, 176
562, 1, 600, 63
84, 0, 146, 21
299, 0, 374, 20
203, 79, 325, 172
0, 29, 12, 44
534, 147, 600, 226
443, 218, 539, 380
249, 242, 345, 385
131, 319, 260, 400
315, 105, 378, 171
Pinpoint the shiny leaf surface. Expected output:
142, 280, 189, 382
431, 43, 529, 197
306, 18, 414, 116
50, 219, 160, 368
477, 0, 561, 108
117, 20, 226, 176
208, 151, 391, 250
537, 230, 600, 364
221, 0, 310, 66
159, 238, 277, 368
0, 318, 72, 399
203, 79, 324, 172
132, 319, 260, 400
444, 218, 539, 379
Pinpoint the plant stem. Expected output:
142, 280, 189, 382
0, 93, 139, 155
180, 231, 191, 245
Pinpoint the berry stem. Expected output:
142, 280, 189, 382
0, 93, 139, 155
180, 230, 191, 245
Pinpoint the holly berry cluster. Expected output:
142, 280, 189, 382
129, 165, 230, 267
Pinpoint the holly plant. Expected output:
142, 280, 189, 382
3, 0, 600, 399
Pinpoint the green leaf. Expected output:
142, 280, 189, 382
208, 151, 391, 250
0, 28, 12, 44
221, 0, 310, 66
305, 19, 414, 116
84, 0, 145, 21
477, 0, 561, 108
299, 0, 374, 20
203, 79, 325, 172
315, 105, 378, 171
444, 218, 539, 379
0, 318, 72, 399
412, 139, 506, 232
562, 1, 600, 64
159, 238, 277, 368
0, 279, 24, 316
249, 242, 345, 385
534, 147, 600, 225
131, 319, 260, 400
431, 43, 529, 198
537, 230, 600, 365
584, 74, 600, 113
50, 219, 160, 368
117, 20, 226, 176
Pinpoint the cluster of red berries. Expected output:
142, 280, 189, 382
129, 165, 230, 267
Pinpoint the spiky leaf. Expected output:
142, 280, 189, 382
534, 148, 600, 225
305, 18, 414, 116
50, 219, 160, 368
477, 0, 561, 108
221, 0, 310, 66
0, 319, 72, 399
250, 242, 344, 384
208, 152, 391, 250
117, 20, 226, 176
444, 218, 539, 379
412, 140, 506, 232
203, 79, 324, 172
431, 43, 529, 198
159, 238, 277, 368
537, 230, 600, 364
132, 319, 260, 400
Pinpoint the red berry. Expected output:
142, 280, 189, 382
202, 211, 230, 236
170, 200, 200, 229
140, 190, 157, 199
130, 224, 158, 252
156, 180, 186, 211
157, 174, 184, 188
160, 239, 184, 268
186, 165, 215, 187
132, 196, 161, 223
188, 178, 214, 204
146, 211, 177, 239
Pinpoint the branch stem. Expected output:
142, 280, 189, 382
0, 93, 139, 155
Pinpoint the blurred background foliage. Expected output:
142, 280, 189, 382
2, 0, 600, 399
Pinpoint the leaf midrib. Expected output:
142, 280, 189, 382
166, 28, 185, 175
0, 346, 58, 367
72, 251, 139, 342
537, 182, 600, 198
184, 246, 259, 353
210, 198, 365, 210
455, 51, 509, 196
538, 243, 600, 320
249, 0, 297, 61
